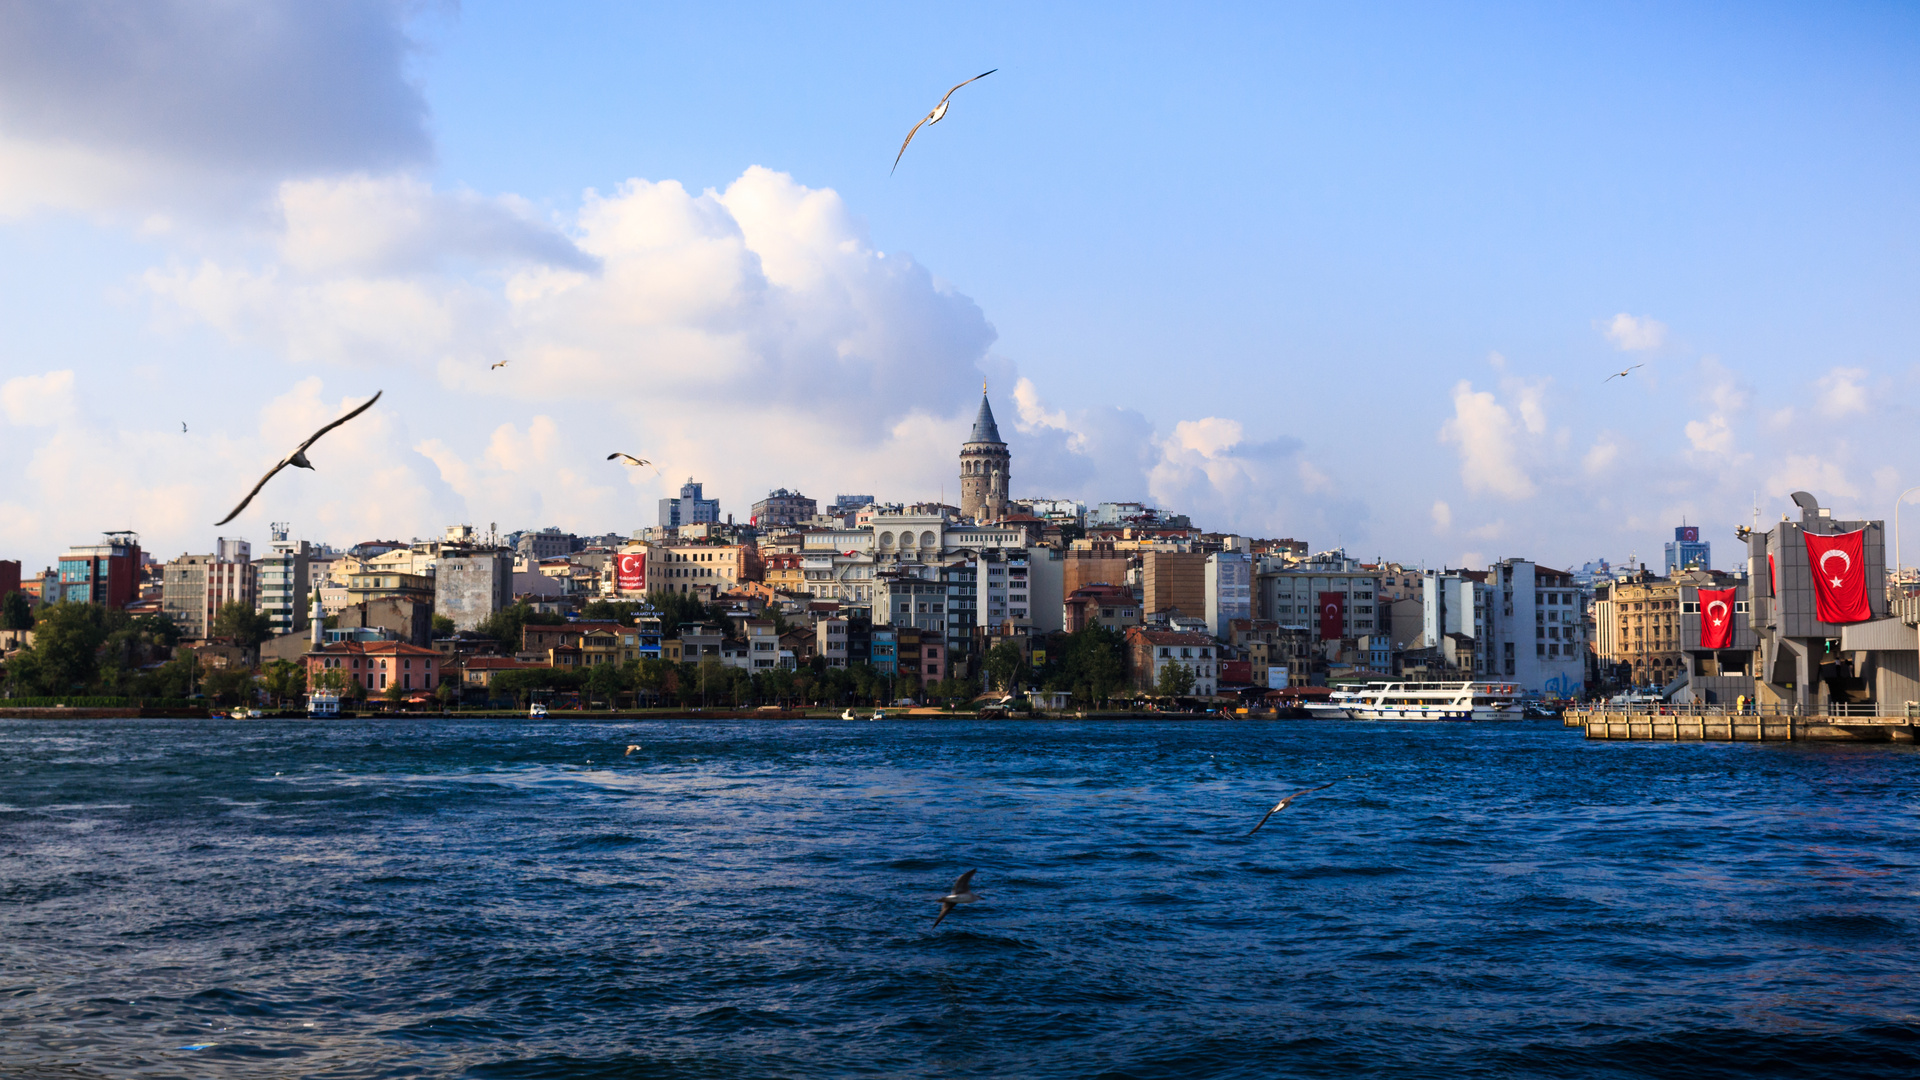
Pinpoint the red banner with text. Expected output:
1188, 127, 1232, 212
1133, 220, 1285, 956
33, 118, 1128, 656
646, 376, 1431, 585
616, 551, 647, 593
1697, 586, 1737, 650
1803, 529, 1871, 624
1318, 592, 1345, 641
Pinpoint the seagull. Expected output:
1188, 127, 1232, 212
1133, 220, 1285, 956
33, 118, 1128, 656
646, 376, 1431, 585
1604, 364, 1644, 382
892, 69, 997, 175
1246, 781, 1337, 835
214, 390, 382, 526
181, 422, 187, 433
607, 453, 650, 467
933, 868, 979, 928
491, 360, 508, 370
625, 744, 642, 755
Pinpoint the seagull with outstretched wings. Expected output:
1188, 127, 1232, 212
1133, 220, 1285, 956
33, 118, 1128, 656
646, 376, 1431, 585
1605, 364, 1644, 382
491, 360, 508, 370
1246, 781, 1338, 835
893, 69, 996, 175
932, 868, 979, 928
214, 391, 382, 526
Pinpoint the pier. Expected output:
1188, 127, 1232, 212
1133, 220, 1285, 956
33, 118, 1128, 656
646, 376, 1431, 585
1565, 703, 1920, 743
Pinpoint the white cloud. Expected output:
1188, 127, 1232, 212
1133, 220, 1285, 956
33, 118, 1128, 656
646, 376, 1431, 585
1815, 366, 1869, 418
1, 369, 76, 426
0, 0, 429, 219
278, 174, 593, 276
1768, 453, 1860, 501
1684, 414, 1734, 455
1583, 434, 1620, 475
1431, 500, 1452, 533
1438, 380, 1534, 498
1603, 312, 1667, 352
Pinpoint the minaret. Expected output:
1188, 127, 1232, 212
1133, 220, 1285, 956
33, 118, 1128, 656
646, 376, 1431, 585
309, 589, 324, 650
959, 383, 1011, 522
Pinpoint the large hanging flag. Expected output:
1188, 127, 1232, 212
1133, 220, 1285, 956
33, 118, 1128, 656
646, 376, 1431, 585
1803, 529, 1872, 624
1767, 553, 1776, 597
1698, 586, 1737, 650
1318, 591, 1345, 641
616, 551, 647, 593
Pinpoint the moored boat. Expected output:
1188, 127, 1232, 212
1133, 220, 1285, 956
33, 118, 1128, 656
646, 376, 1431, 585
1344, 681, 1520, 721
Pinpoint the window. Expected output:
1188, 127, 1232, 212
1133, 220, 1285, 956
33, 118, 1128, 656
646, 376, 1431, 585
1537, 644, 1546, 656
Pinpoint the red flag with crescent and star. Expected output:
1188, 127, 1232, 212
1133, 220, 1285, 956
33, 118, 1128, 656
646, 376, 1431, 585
616, 552, 646, 593
1803, 529, 1871, 624
1318, 591, 1345, 641
1697, 586, 1736, 650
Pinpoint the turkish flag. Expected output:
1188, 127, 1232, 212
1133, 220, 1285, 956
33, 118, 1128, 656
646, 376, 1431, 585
1318, 591, 1345, 641
1698, 586, 1736, 650
1803, 529, 1872, 624
1767, 553, 1776, 597
616, 552, 646, 593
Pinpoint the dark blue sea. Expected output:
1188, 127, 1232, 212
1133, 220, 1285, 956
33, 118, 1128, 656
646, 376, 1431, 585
2, 717, 1917, 1078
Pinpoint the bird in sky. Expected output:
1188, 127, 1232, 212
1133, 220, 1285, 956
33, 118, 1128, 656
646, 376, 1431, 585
932, 869, 979, 928
1604, 364, 1644, 382
181, 422, 187, 433
1246, 781, 1338, 835
892, 69, 996, 175
607, 453, 649, 467
214, 390, 382, 526
491, 359, 508, 370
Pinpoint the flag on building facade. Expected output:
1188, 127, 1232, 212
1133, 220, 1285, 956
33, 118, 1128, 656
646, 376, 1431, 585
1767, 553, 1775, 597
1803, 529, 1872, 624
616, 552, 646, 593
1697, 586, 1737, 650
1318, 591, 1345, 641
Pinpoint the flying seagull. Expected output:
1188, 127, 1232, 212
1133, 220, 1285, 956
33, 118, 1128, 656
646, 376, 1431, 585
491, 360, 508, 370
181, 422, 187, 433
1246, 781, 1337, 835
607, 453, 650, 467
625, 744, 642, 755
932, 868, 979, 928
892, 69, 997, 175
1604, 364, 1644, 382
214, 390, 382, 526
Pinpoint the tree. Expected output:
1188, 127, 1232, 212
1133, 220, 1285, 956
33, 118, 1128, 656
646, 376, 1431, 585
1155, 659, 1196, 698
0, 591, 32, 630
432, 614, 456, 637
984, 639, 1026, 692
585, 660, 626, 707
261, 660, 305, 705
17, 602, 110, 695
476, 602, 565, 650
211, 601, 273, 649
434, 677, 458, 708
646, 589, 713, 632
203, 665, 258, 706
580, 600, 633, 624
1048, 624, 1126, 706
383, 681, 408, 709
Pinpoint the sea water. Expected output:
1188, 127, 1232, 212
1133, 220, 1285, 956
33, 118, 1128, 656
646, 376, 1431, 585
1, 717, 1916, 1078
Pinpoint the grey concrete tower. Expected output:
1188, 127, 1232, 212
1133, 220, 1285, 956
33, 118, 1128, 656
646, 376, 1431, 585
959, 386, 1010, 522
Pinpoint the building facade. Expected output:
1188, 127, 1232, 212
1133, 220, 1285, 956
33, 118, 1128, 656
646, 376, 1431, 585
257, 525, 310, 636
1204, 551, 1253, 639
658, 479, 722, 530
1665, 525, 1711, 574
1125, 628, 1219, 697
435, 550, 513, 632
58, 532, 143, 609
751, 489, 817, 527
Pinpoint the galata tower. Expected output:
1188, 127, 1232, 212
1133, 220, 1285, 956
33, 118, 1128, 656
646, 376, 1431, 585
959, 385, 1010, 522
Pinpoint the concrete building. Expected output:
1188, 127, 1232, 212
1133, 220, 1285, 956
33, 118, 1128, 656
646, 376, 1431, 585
1063, 584, 1140, 633
160, 548, 256, 640
958, 391, 1011, 523
257, 524, 310, 636
1601, 571, 1686, 688
751, 489, 817, 527
1062, 545, 1133, 597
658, 479, 722, 530
1480, 560, 1587, 697
1665, 525, 1711, 574
1125, 628, 1219, 697
57, 532, 143, 608
436, 550, 513, 632
516, 528, 579, 562
336, 596, 433, 647
650, 541, 754, 595
1142, 550, 1206, 620
1204, 551, 1253, 639
1258, 561, 1383, 636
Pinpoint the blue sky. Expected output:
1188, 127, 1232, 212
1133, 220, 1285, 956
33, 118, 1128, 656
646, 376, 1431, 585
2, 1, 1918, 572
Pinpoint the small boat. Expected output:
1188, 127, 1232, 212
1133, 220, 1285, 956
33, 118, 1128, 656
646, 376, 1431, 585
306, 690, 340, 718
528, 703, 548, 719
871, 710, 887, 721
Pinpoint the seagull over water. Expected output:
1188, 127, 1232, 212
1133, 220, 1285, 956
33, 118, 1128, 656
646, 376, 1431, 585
892, 69, 996, 175
214, 391, 382, 525
933, 869, 979, 928
1604, 363, 1644, 382
1246, 781, 1337, 835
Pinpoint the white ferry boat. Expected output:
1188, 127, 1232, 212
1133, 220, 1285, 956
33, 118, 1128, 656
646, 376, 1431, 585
1300, 683, 1383, 720
1344, 681, 1521, 722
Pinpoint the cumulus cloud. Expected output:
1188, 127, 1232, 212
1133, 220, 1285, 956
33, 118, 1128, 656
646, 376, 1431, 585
1815, 366, 1869, 418
1, 369, 76, 425
1582, 435, 1620, 475
0, 0, 429, 218
1439, 380, 1534, 499
1430, 500, 1452, 533
1684, 414, 1734, 455
1602, 312, 1667, 351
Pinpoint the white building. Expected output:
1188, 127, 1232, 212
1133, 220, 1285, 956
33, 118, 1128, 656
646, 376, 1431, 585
256, 524, 310, 636
1423, 560, 1586, 697
1204, 552, 1253, 639
1253, 559, 1382, 636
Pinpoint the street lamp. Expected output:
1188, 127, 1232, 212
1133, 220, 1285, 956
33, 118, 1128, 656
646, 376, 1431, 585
1898, 486, 1920, 586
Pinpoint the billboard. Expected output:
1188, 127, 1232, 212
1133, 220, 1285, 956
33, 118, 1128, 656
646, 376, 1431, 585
1268, 666, 1289, 690
616, 551, 646, 593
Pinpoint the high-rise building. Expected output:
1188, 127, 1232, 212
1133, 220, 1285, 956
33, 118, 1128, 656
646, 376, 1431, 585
1204, 552, 1253, 639
161, 544, 258, 640
1665, 525, 1710, 574
58, 532, 144, 609
658, 479, 722, 529
257, 524, 310, 637
959, 390, 1010, 523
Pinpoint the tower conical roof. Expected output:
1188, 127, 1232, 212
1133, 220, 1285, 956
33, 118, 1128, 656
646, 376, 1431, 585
968, 393, 1003, 444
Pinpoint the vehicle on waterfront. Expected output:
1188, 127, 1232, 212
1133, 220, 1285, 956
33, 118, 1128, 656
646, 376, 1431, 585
1343, 681, 1521, 721
306, 691, 340, 718
1300, 684, 1380, 720
528, 703, 548, 719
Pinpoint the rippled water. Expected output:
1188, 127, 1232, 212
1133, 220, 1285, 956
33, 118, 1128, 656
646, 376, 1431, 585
2, 717, 1917, 1078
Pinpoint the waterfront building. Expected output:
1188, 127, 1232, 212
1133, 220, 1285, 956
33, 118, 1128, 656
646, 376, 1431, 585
256, 524, 310, 636
1124, 628, 1219, 697
1257, 560, 1381, 636
305, 640, 441, 695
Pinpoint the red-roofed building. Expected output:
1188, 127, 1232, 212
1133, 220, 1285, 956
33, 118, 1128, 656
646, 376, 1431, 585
305, 640, 442, 695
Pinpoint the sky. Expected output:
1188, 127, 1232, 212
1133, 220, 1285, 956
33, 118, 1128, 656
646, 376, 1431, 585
3, 1, 1919, 574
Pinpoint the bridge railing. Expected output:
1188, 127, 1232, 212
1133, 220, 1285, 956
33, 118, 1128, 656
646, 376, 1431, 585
1567, 701, 1920, 719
